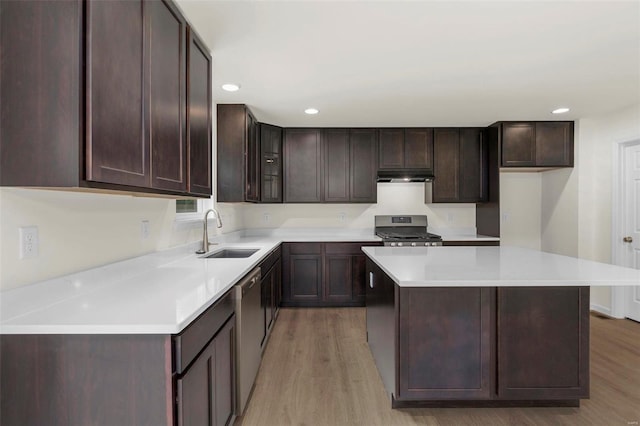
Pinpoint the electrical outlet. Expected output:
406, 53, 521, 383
446, 213, 455, 223
338, 212, 346, 222
141, 220, 150, 240
262, 213, 271, 224
19, 226, 39, 259
502, 212, 510, 223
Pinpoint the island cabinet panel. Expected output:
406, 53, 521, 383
497, 286, 589, 400
365, 259, 398, 399
282, 242, 382, 307
398, 287, 493, 400
284, 129, 323, 202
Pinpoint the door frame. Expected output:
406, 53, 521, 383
611, 138, 640, 318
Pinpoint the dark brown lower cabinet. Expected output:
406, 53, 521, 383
282, 242, 381, 307
365, 260, 589, 408
0, 290, 236, 426
497, 287, 589, 400
178, 316, 235, 426
259, 246, 282, 348
398, 287, 493, 400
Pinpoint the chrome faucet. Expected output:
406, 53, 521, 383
196, 208, 223, 254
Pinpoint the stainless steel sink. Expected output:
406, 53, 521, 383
202, 249, 259, 259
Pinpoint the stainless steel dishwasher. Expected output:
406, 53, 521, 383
234, 267, 262, 415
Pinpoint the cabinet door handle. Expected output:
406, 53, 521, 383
623, 236, 633, 243
369, 271, 374, 289
265, 158, 275, 163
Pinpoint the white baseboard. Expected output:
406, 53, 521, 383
590, 303, 613, 317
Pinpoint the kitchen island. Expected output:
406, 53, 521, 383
362, 246, 640, 408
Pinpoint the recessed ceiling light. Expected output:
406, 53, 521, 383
304, 108, 319, 115
552, 107, 570, 114
221, 83, 240, 92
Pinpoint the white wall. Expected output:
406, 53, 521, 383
241, 183, 476, 231
577, 103, 640, 313
541, 167, 579, 257
499, 173, 542, 250
0, 188, 239, 290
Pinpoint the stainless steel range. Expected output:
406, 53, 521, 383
375, 215, 443, 247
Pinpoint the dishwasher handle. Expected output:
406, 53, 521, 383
238, 267, 262, 296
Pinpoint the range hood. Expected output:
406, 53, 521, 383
377, 170, 435, 183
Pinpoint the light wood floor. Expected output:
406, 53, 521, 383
238, 308, 640, 426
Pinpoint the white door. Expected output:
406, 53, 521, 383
623, 143, 640, 322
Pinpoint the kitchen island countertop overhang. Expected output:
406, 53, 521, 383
362, 245, 640, 287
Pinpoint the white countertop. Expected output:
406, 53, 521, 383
0, 230, 380, 335
362, 246, 640, 287
0, 228, 503, 335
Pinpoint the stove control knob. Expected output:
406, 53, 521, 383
390, 242, 396, 247
431, 242, 437, 246
397, 242, 403, 247
424, 242, 429, 246
411, 243, 417, 247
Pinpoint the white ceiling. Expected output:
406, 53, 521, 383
175, 0, 640, 127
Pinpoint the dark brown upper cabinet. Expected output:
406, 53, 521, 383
323, 129, 350, 202
285, 128, 377, 203
349, 129, 378, 203
284, 129, 323, 202
260, 123, 283, 203
0, 0, 211, 198
217, 104, 257, 202
378, 128, 434, 171
245, 112, 260, 202
500, 121, 574, 168
187, 29, 213, 196
432, 128, 487, 203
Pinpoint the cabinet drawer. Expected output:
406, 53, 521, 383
260, 246, 282, 272
286, 242, 322, 255
173, 289, 234, 374
325, 242, 380, 255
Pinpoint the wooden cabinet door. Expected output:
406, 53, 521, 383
324, 255, 353, 303
378, 129, 404, 169
398, 287, 493, 400
282, 243, 323, 305
245, 111, 260, 202
433, 128, 460, 202
535, 122, 574, 167
261, 265, 274, 345
323, 129, 350, 202
216, 105, 246, 201
404, 128, 433, 170
149, 0, 187, 192
177, 317, 235, 426
272, 259, 282, 317
350, 129, 378, 203
0, 0, 82, 188
284, 129, 322, 202
497, 287, 589, 400
352, 254, 367, 305
187, 31, 212, 196
86, 0, 149, 188
459, 128, 487, 202
260, 124, 283, 203
501, 123, 535, 167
